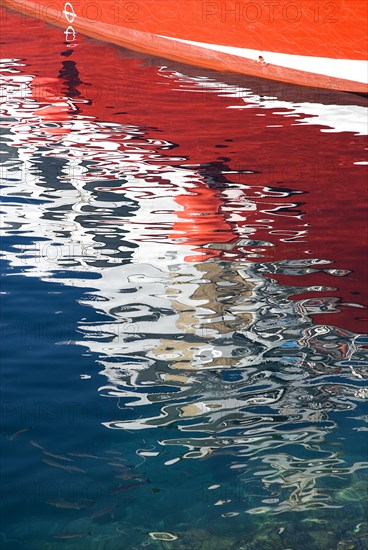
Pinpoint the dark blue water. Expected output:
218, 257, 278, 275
1, 8, 368, 550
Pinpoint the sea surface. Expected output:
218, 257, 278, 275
1, 7, 367, 550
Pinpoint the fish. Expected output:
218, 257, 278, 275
107, 462, 130, 468
9, 427, 32, 440
90, 504, 117, 520
110, 483, 141, 495
115, 474, 148, 485
46, 499, 87, 509
115, 473, 141, 480
30, 441, 72, 461
30, 440, 45, 450
68, 452, 102, 459
42, 458, 73, 472
43, 450, 73, 462
42, 458, 85, 473
104, 456, 128, 464
53, 532, 88, 539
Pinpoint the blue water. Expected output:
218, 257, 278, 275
1, 9, 368, 549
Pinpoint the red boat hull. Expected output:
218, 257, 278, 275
2, 0, 368, 92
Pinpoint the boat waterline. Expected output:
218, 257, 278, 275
2, 0, 368, 92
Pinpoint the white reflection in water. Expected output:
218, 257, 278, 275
1, 60, 367, 514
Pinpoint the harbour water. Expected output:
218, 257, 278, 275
1, 8, 367, 549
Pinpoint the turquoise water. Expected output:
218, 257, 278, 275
1, 8, 368, 549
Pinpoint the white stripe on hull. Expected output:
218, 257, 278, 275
158, 35, 368, 85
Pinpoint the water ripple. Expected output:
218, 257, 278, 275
1, 22, 367, 548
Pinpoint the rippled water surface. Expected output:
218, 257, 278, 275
1, 8, 368, 550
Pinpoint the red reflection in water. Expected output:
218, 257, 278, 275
1, 7, 367, 333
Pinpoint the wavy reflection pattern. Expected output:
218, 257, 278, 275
1, 54, 367, 523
